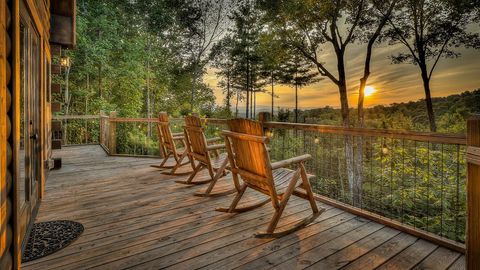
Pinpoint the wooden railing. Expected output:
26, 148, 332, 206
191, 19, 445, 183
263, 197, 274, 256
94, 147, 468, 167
55, 113, 479, 259
262, 118, 467, 252
52, 114, 102, 145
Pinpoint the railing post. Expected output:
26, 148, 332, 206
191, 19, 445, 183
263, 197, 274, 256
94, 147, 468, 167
467, 116, 480, 270
258, 112, 271, 135
109, 111, 117, 155
99, 111, 105, 146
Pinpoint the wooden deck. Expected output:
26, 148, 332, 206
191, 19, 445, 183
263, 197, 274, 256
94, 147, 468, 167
22, 145, 465, 270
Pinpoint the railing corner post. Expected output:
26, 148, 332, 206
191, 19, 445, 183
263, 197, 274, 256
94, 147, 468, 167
109, 111, 117, 155
467, 115, 480, 270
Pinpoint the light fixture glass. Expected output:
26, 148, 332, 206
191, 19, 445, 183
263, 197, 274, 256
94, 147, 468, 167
60, 56, 70, 68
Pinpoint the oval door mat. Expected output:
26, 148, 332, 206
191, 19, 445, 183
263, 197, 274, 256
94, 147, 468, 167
22, 220, 84, 263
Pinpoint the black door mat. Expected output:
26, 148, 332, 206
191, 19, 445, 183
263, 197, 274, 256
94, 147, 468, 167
22, 220, 84, 263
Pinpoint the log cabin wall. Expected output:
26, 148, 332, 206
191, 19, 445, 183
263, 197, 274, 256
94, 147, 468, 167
1, 0, 59, 269
1, 0, 14, 268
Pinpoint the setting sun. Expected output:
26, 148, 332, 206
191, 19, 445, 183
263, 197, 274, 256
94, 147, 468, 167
365, 86, 376, 97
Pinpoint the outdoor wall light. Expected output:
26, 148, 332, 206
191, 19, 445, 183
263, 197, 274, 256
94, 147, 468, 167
60, 56, 70, 68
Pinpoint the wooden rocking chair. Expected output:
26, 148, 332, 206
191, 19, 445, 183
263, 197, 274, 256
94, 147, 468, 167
150, 112, 194, 175
217, 118, 324, 238
175, 116, 240, 197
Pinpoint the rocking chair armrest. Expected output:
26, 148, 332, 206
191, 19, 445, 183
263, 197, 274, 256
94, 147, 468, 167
172, 132, 184, 137
271, 154, 311, 170
207, 137, 223, 144
207, 144, 226, 151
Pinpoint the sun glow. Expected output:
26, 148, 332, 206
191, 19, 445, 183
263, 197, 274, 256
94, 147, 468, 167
364, 86, 376, 97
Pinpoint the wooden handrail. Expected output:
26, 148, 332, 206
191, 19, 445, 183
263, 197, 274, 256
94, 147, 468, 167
58, 115, 467, 145
263, 121, 466, 145
109, 118, 160, 123
52, 115, 100, 120
204, 118, 228, 125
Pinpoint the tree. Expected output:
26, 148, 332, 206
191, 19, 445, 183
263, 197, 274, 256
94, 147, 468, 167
351, 0, 396, 207
387, 0, 480, 132
356, 0, 396, 128
281, 53, 320, 123
260, 0, 368, 206
176, 0, 230, 112
228, 0, 265, 118
260, 0, 367, 127
257, 32, 289, 118
210, 36, 235, 114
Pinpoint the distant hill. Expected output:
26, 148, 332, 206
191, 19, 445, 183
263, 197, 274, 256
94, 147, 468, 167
287, 89, 480, 133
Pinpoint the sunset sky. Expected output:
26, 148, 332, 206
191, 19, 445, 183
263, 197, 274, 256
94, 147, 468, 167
204, 41, 480, 111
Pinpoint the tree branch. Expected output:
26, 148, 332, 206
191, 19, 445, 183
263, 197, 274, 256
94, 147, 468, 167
428, 35, 451, 80
387, 17, 421, 64
343, 0, 364, 48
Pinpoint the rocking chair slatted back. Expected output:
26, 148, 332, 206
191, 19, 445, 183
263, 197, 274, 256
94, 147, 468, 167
225, 119, 273, 194
157, 112, 176, 154
184, 115, 209, 164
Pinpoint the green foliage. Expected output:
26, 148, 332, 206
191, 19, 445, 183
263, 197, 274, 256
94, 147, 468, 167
67, 0, 217, 118
64, 0, 218, 148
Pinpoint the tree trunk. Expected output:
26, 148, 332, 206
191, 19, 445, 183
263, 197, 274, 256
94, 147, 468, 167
245, 62, 250, 118
420, 65, 437, 132
235, 92, 239, 117
355, 68, 369, 209
295, 83, 298, 123
250, 88, 253, 119
98, 64, 102, 98
253, 91, 256, 118
338, 57, 359, 206
226, 70, 231, 112
191, 66, 196, 112
146, 60, 151, 138
271, 73, 274, 118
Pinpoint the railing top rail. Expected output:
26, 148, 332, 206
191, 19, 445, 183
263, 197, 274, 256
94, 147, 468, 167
109, 117, 160, 123
53, 115, 100, 120
263, 121, 466, 145
204, 118, 228, 125
56, 115, 467, 145
108, 117, 228, 124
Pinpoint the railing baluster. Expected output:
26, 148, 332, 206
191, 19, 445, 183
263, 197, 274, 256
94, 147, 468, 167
455, 144, 461, 242
401, 139, 405, 223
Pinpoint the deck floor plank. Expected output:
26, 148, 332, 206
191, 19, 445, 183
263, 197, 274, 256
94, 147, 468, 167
413, 247, 461, 270
21, 145, 464, 270
340, 232, 419, 270
449, 256, 466, 270
376, 239, 438, 270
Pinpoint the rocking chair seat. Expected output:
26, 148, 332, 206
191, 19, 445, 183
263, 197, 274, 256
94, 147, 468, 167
210, 153, 229, 170
175, 148, 187, 156
172, 135, 184, 140
272, 168, 301, 195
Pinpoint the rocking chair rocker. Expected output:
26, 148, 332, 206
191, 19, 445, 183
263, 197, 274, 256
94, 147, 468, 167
217, 118, 325, 238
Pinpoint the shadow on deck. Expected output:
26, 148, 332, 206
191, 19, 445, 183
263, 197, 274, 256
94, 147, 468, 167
22, 145, 465, 270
